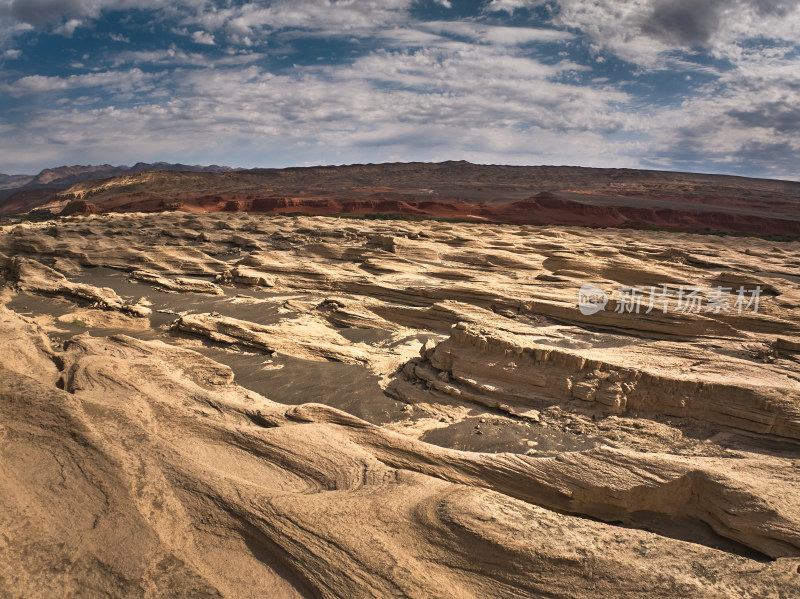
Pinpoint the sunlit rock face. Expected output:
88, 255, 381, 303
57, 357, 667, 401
1, 212, 799, 598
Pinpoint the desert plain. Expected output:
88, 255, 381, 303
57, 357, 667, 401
1, 166, 799, 598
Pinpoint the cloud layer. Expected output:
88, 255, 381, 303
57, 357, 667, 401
0, 0, 797, 179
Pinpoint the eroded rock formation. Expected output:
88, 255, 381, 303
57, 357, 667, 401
1, 211, 799, 597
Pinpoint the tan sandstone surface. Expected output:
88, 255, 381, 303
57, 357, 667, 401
1, 212, 799, 598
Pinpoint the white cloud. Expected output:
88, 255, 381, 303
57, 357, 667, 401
53, 17, 82, 36
0, 38, 639, 172
374, 27, 445, 47
191, 29, 215, 45
108, 44, 262, 67
0, 100, 645, 174
480, 0, 800, 180
488, 0, 800, 68
485, 0, 544, 13
187, 0, 417, 45
4, 67, 155, 95
641, 49, 800, 177
0, 0, 215, 26
323, 46, 612, 135
421, 21, 574, 45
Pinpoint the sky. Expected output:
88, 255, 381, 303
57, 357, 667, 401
0, 0, 798, 179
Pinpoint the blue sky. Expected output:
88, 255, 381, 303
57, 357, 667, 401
0, 0, 798, 179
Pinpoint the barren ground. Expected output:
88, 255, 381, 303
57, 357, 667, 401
1, 212, 799, 598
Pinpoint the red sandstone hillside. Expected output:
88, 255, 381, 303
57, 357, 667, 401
8, 161, 800, 236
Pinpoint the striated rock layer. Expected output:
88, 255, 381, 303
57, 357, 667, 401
1, 211, 799, 598
4, 161, 799, 237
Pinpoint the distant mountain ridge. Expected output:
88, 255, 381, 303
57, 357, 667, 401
3, 160, 799, 237
0, 162, 236, 214
0, 174, 36, 191
30, 162, 235, 187
10, 160, 795, 237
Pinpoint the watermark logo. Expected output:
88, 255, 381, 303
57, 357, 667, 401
577, 284, 762, 315
578, 284, 609, 315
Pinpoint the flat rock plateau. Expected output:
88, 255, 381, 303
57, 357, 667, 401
1, 210, 800, 598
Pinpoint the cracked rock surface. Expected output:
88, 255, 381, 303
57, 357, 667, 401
1, 212, 799, 598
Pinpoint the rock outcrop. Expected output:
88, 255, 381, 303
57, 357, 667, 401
129, 270, 224, 295
394, 322, 800, 439
1, 211, 799, 597
1, 314, 799, 598
9, 256, 151, 317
